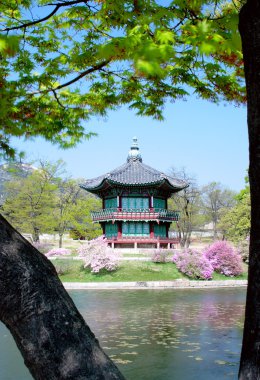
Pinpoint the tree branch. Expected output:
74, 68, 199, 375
52, 89, 66, 108
53, 59, 111, 91
2, 0, 87, 32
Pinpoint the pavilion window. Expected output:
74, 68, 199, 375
122, 222, 150, 236
121, 197, 149, 210
105, 197, 117, 209
105, 222, 118, 238
154, 224, 167, 237
153, 198, 166, 210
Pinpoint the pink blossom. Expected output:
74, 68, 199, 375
46, 248, 71, 257
151, 250, 169, 263
203, 241, 243, 277
78, 235, 120, 274
172, 249, 213, 280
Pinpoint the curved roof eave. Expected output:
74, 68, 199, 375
80, 177, 188, 194
80, 138, 189, 193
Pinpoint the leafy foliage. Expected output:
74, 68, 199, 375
78, 235, 120, 273
68, 195, 102, 240
52, 177, 82, 247
1, 159, 102, 242
172, 249, 213, 280
204, 240, 243, 276
1, 161, 59, 241
0, 0, 245, 158
218, 179, 250, 242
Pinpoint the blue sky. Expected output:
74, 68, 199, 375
12, 96, 248, 192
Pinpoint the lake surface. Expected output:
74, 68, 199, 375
0, 288, 246, 379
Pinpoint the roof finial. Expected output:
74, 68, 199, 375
127, 137, 142, 162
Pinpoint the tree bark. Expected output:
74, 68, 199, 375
0, 214, 125, 380
32, 226, 40, 243
239, 1, 260, 378
59, 233, 63, 248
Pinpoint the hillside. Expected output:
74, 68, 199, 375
0, 163, 36, 205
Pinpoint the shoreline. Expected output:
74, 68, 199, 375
63, 279, 248, 290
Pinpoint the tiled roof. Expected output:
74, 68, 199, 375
81, 160, 186, 189
80, 138, 188, 193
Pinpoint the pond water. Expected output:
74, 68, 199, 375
0, 288, 246, 380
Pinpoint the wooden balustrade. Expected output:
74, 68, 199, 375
91, 208, 180, 222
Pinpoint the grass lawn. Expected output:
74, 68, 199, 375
54, 259, 248, 283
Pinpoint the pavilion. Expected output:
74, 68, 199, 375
80, 138, 188, 249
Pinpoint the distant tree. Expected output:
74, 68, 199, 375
0, 160, 35, 204
169, 168, 204, 248
1, 162, 60, 241
218, 177, 250, 242
53, 178, 81, 248
2, 159, 102, 244
201, 182, 236, 240
69, 194, 102, 240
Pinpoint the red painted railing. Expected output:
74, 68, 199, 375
91, 208, 180, 223
106, 236, 179, 247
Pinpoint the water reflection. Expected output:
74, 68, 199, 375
0, 288, 246, 379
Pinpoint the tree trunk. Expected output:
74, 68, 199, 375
213, 219, 217, 240
239, 1, 260, 378
32, 226, 40, 243
59, 233, 63, 248
176, 222, 183, 246
0, 214, 125, 380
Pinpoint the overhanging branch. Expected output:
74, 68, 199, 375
2, 0, 87, 32
53, 59, 111, 91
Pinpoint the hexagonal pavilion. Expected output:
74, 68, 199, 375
80, 138, 188, 249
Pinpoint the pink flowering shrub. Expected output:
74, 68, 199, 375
172, 249, 213, 280
46, 248, 71, 257
151, 250, 169, 263
204, 241, 243, 277
78, 235, 120, 274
